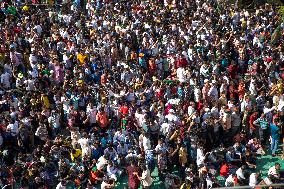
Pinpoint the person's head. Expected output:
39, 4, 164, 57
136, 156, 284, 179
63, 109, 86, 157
141, 164, 147, 171
255, 172, 261, 177
252, 137, 258, 144
260, 113, 265, 118
275, 163, 281, 170
158, 138, 164, 144
274, 118, 280, 126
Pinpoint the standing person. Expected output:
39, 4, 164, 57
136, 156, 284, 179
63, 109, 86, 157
270, 118, 281, 156
126, 161, 140, 189
253, 113, 269, 146
135, 165, 153, 189
96, 108, 109, 132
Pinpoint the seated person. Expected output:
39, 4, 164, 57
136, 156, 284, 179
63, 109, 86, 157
220, 162, 229, 177
258, 175, 274, 186
249, 172, 261, 187
244, 150, 257, 169
207, 151, 223, 169
225, 173, 239, 187
246, 138, 265, 155
268, 163, 281, 182
233, 142, 246, 158
225, 147, 242, 166
236, 165, 249, 185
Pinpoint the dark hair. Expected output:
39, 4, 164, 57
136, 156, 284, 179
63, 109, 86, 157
141, 164, 147, 171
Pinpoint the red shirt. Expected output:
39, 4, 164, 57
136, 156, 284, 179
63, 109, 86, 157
165, 104, 173, 115
220, 164, 229, 177
119, 106, 129, 116
127, 165, 140, 189
197, 101, 203, 113
249, 113, 258, 129
176, 57, 188, 68
170, 86, 177, 95
156, 88, 163, 99
96, 112, 109, 128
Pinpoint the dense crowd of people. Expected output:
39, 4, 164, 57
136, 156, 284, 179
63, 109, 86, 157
0, 0, 284, 188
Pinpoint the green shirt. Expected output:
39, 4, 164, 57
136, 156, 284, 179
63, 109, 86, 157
254, 118, 269, 129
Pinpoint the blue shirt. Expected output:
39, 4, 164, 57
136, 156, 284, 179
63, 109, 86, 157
92, 147, 103, 160
270, 123, 280, 140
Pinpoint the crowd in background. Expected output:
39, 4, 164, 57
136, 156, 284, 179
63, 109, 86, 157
0, 0, 284, 188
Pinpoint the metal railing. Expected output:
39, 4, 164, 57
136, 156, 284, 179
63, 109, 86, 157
212, 183, 284, 189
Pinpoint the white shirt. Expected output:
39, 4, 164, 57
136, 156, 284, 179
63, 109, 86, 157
165, 113, 180, 124
56, 182, 66, 189
101, 181, 114, 189
241, 100, 251, 112
196, 148, 205, 167
176, 67, 186, 83
160, 122, 171, 136
188, 106, 195, 116
194, 87, 201, 102
268, 166, 279, 178
236, 168, 245, 180
24, 79, 35, 91
86, 106, 97, 124
96, 156, 108, 170
78, 137, 89, 149
135, 112, 145, 127
143, 136, 151, 151
200, 65, 210, 77
7, 122, 19, 136
10, 111, 17, 120
225, 174, 235, 187
107, 165, 119, 175
249, 173, 258, 187
48, 114, 60, 128
113, 131, 126, 143
155, 143, 167, 154
249, 82, 257, 96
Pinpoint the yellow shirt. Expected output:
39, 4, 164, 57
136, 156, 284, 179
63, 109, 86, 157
0, 53, 4, 62
180, 183, 191, 189
41, 96, 50, 109
277, 83, 283, 94
77, 53, 87, 65
71, 149, 82, 162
